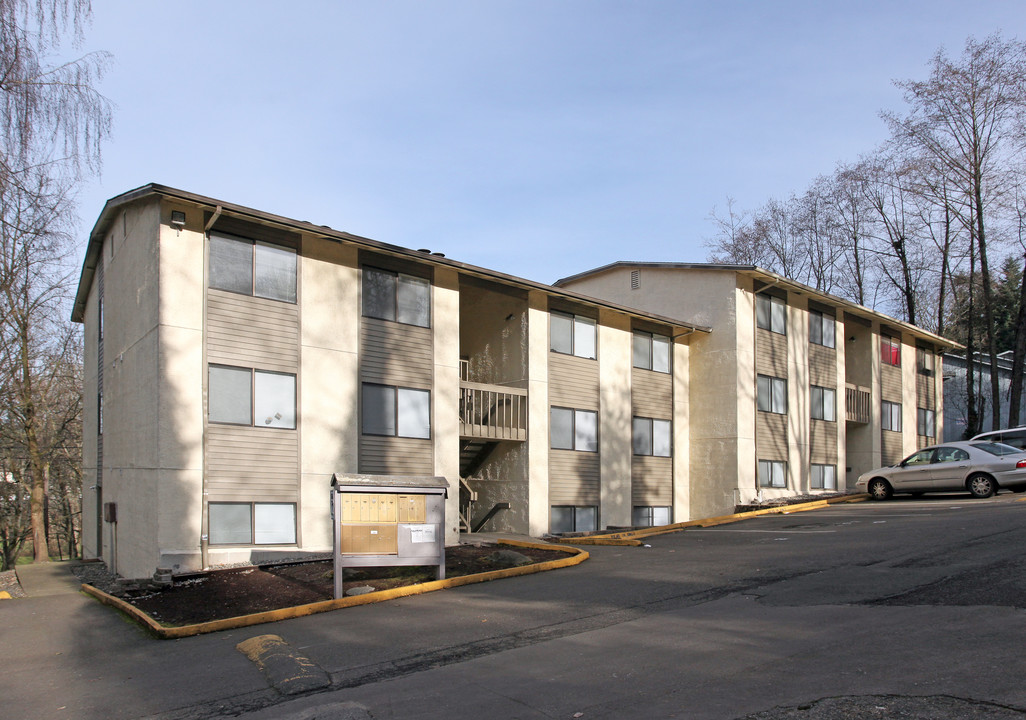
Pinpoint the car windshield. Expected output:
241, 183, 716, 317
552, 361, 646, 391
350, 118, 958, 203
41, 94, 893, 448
970, 442, 1022, 457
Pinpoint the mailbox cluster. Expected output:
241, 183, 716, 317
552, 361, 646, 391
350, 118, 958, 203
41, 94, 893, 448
330, 474, 449, 599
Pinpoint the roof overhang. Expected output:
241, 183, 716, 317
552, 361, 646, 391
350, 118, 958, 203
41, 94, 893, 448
72, 185, 711, 337
555, 261, 961, 351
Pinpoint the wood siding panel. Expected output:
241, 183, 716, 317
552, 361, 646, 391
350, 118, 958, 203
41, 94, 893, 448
632, 369, 672, 418
756, 329, 788, 377
359, 317, 432, 387
808, 344, 837, 386
207, 290, 299, 372
206, 425, 298, 502
882, 431, 903, 466
549, 353, 599, 409
548, 450, 600, 505
631, 456, 672, 505
916, 374, 935, 409
757, 412, 788, 461
358, 435, 433, 475
881, 364, 902, 401
810, 421, 838, 463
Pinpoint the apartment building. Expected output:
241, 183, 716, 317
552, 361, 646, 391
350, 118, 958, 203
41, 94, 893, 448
73, 185, 704, 580
555, 263, 956, 519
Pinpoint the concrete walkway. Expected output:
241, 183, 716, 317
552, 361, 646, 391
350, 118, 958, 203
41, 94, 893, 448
15, 560, 83, 597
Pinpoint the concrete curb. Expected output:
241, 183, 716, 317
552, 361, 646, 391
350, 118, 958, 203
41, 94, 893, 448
555, 493, 870, 545
81, 539, 588, 639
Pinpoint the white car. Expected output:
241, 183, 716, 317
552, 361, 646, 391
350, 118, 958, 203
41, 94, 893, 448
855, 441, 1026, 500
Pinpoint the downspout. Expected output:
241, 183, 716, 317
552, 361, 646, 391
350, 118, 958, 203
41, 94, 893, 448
200, 205, 221, 570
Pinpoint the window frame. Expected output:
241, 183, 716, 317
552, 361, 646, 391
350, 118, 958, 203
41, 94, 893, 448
632, 506, 671, 527
917, 407, 936, 438
550, 407, 598, 452
632, 330, 671, 373
550, 505, 598, 533
362, 266, 431, 328
550, 311, 597, 360
208, 364, 297, 429
361, 383, 432, 439
632, 416, 672, 457
916, 347, 935, 376
882, 400, 902, 432
809, 310, 835, 348
811, 463, 837, 490
208, 232, 297, 304
757, 374, 788, 414
756, 294, 787, 335
208, 501, 297, 546
881, 335, 901, 367
758, 459, 787, 488
811, 385, 836, 422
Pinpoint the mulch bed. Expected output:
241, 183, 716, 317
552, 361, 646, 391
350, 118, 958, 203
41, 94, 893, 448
114, 544, 569, 626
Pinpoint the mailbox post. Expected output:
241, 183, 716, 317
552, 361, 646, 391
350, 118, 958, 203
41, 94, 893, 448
331, 473, 449, 600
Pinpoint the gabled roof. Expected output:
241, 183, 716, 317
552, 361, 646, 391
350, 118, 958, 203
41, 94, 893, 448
555, 261, 960, 351
72, 185, 711, 336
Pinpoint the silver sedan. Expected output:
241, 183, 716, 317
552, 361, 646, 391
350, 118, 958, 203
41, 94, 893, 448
855, 441, 1026, 500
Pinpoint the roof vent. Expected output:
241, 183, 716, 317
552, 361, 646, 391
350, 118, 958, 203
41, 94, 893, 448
432, 252, 445, 258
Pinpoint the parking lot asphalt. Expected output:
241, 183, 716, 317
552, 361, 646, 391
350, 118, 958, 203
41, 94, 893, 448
4, 494, 1026, 719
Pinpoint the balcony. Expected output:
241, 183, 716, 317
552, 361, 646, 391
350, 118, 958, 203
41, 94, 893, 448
459, 381, 527, 441
845, 383, 871, 424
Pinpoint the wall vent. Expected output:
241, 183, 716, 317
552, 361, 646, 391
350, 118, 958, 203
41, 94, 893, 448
630, 269, 640, 290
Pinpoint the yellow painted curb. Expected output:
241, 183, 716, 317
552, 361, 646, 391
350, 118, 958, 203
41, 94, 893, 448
81, 540, 588, 639
555, 493, 870, 545
0, 591, 11, 600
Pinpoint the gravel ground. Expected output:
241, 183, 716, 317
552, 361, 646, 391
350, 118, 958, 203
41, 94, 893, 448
0, 568, 26, 598
71, 561, 121, 594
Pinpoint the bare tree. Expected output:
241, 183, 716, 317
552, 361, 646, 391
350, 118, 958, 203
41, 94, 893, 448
886, 34, 1026, 430
0, 0, 110, 562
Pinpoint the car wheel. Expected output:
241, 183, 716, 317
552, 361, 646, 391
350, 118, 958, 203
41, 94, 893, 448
967, 473, 995, 499
868, 478, 892, 501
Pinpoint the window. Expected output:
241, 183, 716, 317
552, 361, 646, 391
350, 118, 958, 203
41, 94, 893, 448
208, 365, 296, 429
209, 502, 296, 545
633, 331, 670, 373
550, 407, 598, 451
362, 267, 430, 327
809, 310, 835, 348
757, 374, 787, 414
758, 459, 787, 488
362, 384, 431, 439
917, 408, 935, 437
550, 506, 597, 533
209, 233, 296, 303
811, 386, 836, 422
916, 347, 934, 376
550, 311, 596, 359
632, 417, 671, 457
756, 294, 786, 334
882, 400, 902, 432
632, 506, 671, 527
881, 335, 901, 366
811, 464, 836, 490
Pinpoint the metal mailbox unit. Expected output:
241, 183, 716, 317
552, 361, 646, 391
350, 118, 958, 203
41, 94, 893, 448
330, 473, 449, 599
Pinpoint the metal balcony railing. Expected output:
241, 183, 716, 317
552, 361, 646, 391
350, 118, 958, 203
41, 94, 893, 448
459, 381, 527, 441
845, 383, 871, 424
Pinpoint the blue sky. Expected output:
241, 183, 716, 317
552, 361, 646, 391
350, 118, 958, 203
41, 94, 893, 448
73, 1, 1026, 284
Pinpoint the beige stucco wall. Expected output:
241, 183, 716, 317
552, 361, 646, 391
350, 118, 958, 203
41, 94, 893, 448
299, 239, 360, 552
80, 274, 99, 559
433, 267, 462, 545
901, 335, 918, 454
154, 201, 205, 574
672, 340, 690, 521
98, 198, 163, 578
598, 309, 632, 528
527, 291, 550, 536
